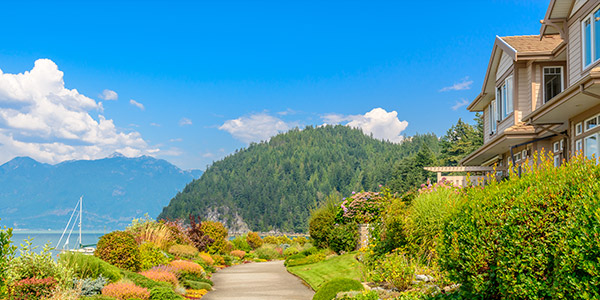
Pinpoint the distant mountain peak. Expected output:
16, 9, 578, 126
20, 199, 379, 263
107, 152, 126, 158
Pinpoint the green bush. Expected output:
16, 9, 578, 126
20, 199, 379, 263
329, 224, 358, 254
285, 253, 326, 267
246, 232, 263, 249
230, 235, 252, 251
262, 236, 279, 245
80, 295, 117, 300
254, 244, 281, 260
149, 286, 185, 300
313, 278, 364, 300
283, 246, 299, 257
0, 219, 16, 298
95, 231, 141, 272
6, 240, 73, 288
309, 193, 340, 249
180, 273, 213, 286
59, 252, 122, 282
366, 250, 414, 291
300, 246, 319, 256
139, 243, 169, 270
182, 279, 212, 290
293, 236, 308, 246
439, 154, 600, 299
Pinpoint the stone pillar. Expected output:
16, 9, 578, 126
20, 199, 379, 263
358, 223, 370, 249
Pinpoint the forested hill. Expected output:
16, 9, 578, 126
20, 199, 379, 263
158, 125, 441, 232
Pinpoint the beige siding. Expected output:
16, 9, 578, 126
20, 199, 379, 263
483, 106, 490, 144
497, 52, 513, 79
498, 115, 514, 133
568, 20, 582, 86
517, 66, 531, 117
571, 0, 586, 18
533, 64, 543, 110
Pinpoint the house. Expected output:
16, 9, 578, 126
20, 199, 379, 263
428, 0, 600, 185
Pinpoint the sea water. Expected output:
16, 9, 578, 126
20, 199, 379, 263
10, 230, 107, 257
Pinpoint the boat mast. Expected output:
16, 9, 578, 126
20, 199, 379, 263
79, 196, 83, 248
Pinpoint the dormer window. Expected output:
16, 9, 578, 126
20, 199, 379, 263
582, 7, 600, 68
496, 75, 513, 120
543, 67, 563, 102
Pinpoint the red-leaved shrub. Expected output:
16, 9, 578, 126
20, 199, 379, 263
9, 277, 57, 300
102, 282, 150, 300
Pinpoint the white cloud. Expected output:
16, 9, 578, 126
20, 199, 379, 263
150, 122, 161, 127
169, 138, 183, 142
219, 113, 290, 143
179, 117, 192, 126
129, 99, 144, 110
277, 108, 297, 116
0, 59, 156, 164
99, 89, 118, 100
321, 108, 408, 143
452, 98, 469, 111
440, 76, 473, 92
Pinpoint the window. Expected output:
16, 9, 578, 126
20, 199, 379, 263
576, 139, 583, 153
522, 150, 528, 160
496, 76, 513, 120
582, 7, 600, 68
489, 100, 497, 134
553, 141, 560, 153
554, 155, 561, 167
585, 134, 599, 161
543, 67, 563, 102
514, 152, 521, 162
576, 122, 583, 135
586, 116, 598, 131
560, 139, 564, 151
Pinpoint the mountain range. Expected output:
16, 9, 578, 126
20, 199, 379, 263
0, 154, 202, 230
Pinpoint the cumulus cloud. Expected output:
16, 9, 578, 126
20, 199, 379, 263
129, 99, 144, 110
440, 76, 473, 92
219, 113, 290, 143
0, 59, 155, 164
452, 98, 469, 111
179, 117, 192, 126
99, 89, 118, 100
321, 108, 408, 143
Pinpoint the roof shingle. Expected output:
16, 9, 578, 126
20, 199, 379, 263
500, 34, 563, 55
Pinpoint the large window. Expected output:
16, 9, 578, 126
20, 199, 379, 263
489, 100, 497, 134
543, 67, 563, 102
496, 76, 513, 120
582, 7, 600, 68
585, 134, 598, 162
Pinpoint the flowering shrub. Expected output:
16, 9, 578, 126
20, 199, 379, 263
262, 235, 279, 245
197, 252, 214, 266
246, 232, 263, 249
292, 236, 308, 246
9, 277, 57, 300
139, 269, 179, 287
168, 244, 199, 258
95, 231, 141, 271
340, 191, 385, 224
7, 240, 73, 288
170, 260, 205, 276
101, 282, 150, 300
211, 254, 225, 266
185, 288, 208, 299
230, 250, 246, 259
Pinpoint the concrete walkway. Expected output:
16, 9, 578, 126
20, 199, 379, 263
202, 260, 315, 300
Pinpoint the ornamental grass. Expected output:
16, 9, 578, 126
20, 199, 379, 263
169, 244, 199, 259
139, 269, 179, 287
101, 282, 150, 300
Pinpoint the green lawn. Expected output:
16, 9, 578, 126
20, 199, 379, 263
287, 253, 363, 290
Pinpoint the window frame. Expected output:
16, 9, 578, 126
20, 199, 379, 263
542, 66, 564, 103
585, 115, 599, 132
489, 100, 497, 135
584, 133, 599, 163
576, 139, 583, 153
576, 122, 583, 136
496, 75, 513, 121
581, 6, 600, 69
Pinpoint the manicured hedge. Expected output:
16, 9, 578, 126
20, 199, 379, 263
313, 278, 363, 300
439, 154, 600, 299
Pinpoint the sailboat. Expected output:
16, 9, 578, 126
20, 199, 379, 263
56, 196, 95, 254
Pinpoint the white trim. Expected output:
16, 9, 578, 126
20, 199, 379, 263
581, 6, 600, 70
522, 149, 528, 159
496, 36, 518, 61
542, 66, 564, 103
554, 141, 560, 153
576, 122, 583, 135
585, 115, 599, 132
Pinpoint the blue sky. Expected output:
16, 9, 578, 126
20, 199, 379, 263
0, 0, 549, 170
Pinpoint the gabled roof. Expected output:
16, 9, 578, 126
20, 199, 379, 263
467, 34, 564, 112
500, 35, 563, 56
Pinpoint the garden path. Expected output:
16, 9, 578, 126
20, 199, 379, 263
203, 260, 314, 300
